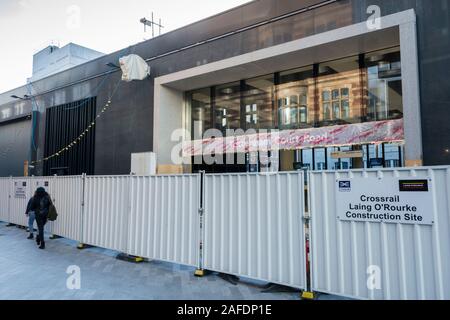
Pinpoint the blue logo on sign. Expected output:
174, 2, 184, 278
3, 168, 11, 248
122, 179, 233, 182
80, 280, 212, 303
339, 181, 351, 192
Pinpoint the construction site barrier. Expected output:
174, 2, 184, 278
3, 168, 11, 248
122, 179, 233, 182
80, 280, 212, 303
309, 167, 450, 300
203, 172, 307, 290
1, 166, 450, 300
127, 175, 200, 267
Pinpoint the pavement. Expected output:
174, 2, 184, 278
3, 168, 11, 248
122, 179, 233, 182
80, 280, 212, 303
0, 221, 344, 300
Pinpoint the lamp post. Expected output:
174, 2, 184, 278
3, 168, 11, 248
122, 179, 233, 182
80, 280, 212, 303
11, 94, 37, 175
10, 95, 30, 101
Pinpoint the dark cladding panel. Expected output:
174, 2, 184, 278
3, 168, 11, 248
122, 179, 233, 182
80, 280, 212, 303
93, 75, 154, 175
44, 97, 96, 175
0, 119, 31, 177
416, 0, 450, 165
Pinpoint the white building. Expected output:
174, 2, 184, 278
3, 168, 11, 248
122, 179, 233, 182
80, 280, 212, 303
29, 43, 104, 82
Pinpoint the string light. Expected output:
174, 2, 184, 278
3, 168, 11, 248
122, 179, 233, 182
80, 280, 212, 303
30, 81, 121, 165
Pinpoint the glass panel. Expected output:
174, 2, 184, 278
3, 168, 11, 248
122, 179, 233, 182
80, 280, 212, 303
384, 143, 401, 168
327, 147, 340, 170
363, 145, 369, 169
322, 90, 331, 102
299, 106, 307, 123
365, 47, 403, 121
339, 146, 353, 169
243, 75, 275, 129
367, 144, 384, 168
332, 89, 340, 100
188, 88, 211, 139
323, 102, 331, 120
215, 82, 241, 131
341, 99, 350, 119
277, 66, 314, 129
332, 101, 340, 119
302, 149, 313, 170
318, 55, 361, 126
314, 148, 326, 170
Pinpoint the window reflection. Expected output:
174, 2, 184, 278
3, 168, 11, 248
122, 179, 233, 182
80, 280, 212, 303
314, 148, 326, 170
302, 149, 313, 170
365, 47, 403, 121
277, 66, 314, 129
243, 76, 275, 129
327, 147, 340, 170
215, 82, 241, 131
339, 146, 353, 170
189, 49, 403, 133
188, 88, 211, 139
317, 55, 361, 126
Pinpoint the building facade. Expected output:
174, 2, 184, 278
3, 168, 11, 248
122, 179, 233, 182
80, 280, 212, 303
0, 0, 449, 176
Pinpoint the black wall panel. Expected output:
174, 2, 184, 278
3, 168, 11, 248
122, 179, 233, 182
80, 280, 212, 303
43, 97, 96, 175
0, 119, 31, 177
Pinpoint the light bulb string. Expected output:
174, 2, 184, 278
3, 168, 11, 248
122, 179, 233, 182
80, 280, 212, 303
30, 78, 123, 165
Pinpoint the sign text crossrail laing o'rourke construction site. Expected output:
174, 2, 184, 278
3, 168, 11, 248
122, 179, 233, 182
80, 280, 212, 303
336, 177, 434, 225
345, 195, 423, 223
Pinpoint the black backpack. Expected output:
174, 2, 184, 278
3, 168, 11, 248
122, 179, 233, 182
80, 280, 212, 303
48, 204, 58, 221
46, 196, 58, 221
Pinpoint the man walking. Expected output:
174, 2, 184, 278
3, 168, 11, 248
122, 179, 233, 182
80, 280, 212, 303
29, 187, 52, 249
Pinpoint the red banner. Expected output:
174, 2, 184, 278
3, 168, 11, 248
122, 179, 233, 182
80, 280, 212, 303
182, 119, 404, 157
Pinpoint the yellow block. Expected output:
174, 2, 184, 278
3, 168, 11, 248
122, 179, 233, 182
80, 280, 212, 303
157, 164, 184, 175
301, 291, 315, 300
194, 269, 205, 277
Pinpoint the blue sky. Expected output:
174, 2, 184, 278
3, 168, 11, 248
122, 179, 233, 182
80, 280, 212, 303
0, 0, 251, 93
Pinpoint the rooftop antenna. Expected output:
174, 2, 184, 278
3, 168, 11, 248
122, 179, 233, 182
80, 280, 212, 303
140, 12, 164, 38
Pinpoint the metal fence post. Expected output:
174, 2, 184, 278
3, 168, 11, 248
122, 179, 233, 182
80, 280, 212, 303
77, 173, 87, 249
195, 171, 206, 277
7, 176, 12, 225
301, 170, 315, 299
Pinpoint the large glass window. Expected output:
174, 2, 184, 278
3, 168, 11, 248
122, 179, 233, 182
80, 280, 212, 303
365, 47, 403, 121
188, 48, 404, 173
277, 66, 314, 129
243, 75, 275, 129
188, 88, 211, 139
317, 56, 361, 126
214, 82, 241, 131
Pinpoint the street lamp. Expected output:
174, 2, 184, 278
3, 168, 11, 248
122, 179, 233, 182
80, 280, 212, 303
11, 95, 30, 100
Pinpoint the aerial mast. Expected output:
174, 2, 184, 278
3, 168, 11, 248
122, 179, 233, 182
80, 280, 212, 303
140, 12, 164, 38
